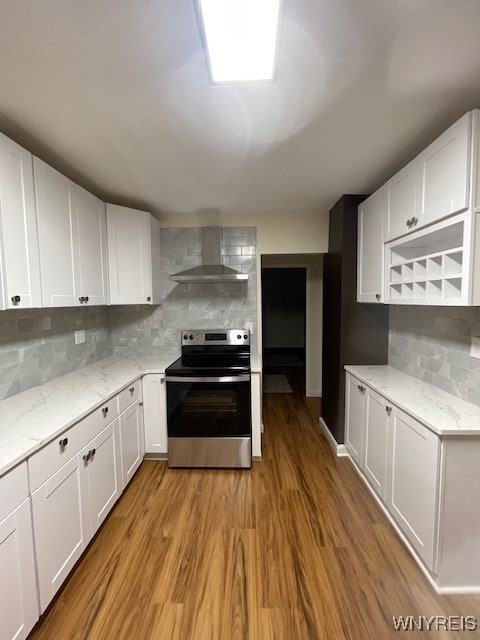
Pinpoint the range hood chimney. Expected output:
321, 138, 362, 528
169, 227, 249, 283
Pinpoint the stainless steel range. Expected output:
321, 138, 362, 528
165, 329, 252, 468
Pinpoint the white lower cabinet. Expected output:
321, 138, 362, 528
344, 374, 366, 467
345, 374, 440, 573
30, 392, 142, 613
83, 422, 121, 538
342, 371, 480, 591
251, 372, 262, 459
143, 375, 167, 455
31, 422, 124, 612
388, 408, 440, 570
119, 401, 145, 488
364, 388, 391, 502
0, 466, 38, 640
31, 455, 90, 612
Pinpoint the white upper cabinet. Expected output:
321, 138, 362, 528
0, 133, 41, 309
106, 204, 161, 305
357, 189, 385, 303
386, 158, 421, 241
34, 158, 77, 307
358, 109, 480, 306
71, 184, 108, 306
419, 111, 471, 226
385, 112, 471, 242
34, 158, 109, 307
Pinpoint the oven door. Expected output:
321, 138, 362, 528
165, 375, 252, 468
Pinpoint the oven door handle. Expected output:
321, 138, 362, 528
165, 375, 251, 383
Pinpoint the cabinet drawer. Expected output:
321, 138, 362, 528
118, 380, 142, 414
0, 461, 29, 522
28, 398, 119, 492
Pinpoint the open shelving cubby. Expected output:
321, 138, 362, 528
385, 217, 468, 304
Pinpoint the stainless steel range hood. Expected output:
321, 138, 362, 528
169, 227, 248, 283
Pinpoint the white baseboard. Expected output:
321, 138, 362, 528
319, 418, 348, 456
307, 388, 322, 397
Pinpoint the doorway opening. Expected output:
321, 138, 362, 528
261, 265, 307, 395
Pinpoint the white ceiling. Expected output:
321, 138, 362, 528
1, 0, 480, 217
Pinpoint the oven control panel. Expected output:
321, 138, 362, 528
181, 329, 250, 345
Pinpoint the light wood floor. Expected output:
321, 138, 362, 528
30, 392, 480, 640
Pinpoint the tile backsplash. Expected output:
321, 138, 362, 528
389, 305, 480, 406
0, 227, 257, 401
109, 227, 257, 356
0, 306, 111, 400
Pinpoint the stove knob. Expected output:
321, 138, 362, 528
244, 334, 248, 340
189, 334, 194, 340
183, 334, 188, 340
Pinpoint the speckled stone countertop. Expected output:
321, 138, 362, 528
345, 365, 480, 436
0, 352, 263, 477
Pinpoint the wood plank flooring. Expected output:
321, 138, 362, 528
29, 391, 480, 639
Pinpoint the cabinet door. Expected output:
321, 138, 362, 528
357, 189, 385, 303
143, 375, 167, 455
31, 455, 90, 612
344, 374, 366, 468
0, 499, 38, 640
388, 409, 440, 569
386, 159, 421, 241
119, 402, 144, 488
106, 204, 152, 305
364, 388, 391, 501
85, 422, 121, 536
0, 134, 41, 309
71, 185, 108, 306
420, 112, 471, 226
251, 372, 262, 459
34, 158, 78, 307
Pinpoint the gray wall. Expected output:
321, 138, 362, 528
109, 226, 257, 355
389, 305, 480, 406
0, 306, 111, 400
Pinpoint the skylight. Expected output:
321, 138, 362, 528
198, 0, 282, 83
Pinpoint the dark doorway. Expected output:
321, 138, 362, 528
261, 266, 307, 395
